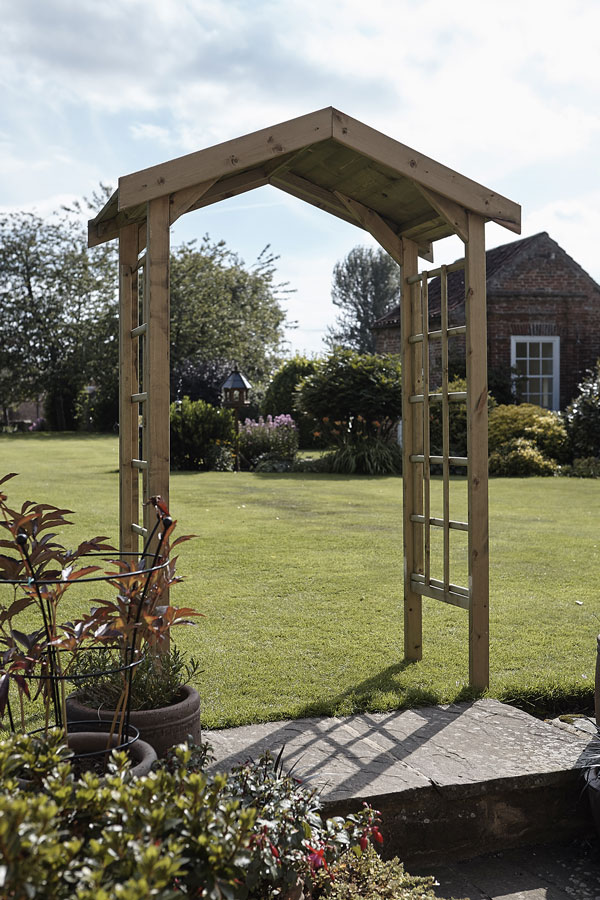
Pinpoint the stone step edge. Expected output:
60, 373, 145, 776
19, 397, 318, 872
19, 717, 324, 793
323, 767, 594, 867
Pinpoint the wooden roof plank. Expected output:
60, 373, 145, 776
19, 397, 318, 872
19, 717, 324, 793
118, 107, 334, 210
331, 109, 521, 233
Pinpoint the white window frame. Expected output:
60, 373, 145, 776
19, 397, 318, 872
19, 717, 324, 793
510, 335, 560, 410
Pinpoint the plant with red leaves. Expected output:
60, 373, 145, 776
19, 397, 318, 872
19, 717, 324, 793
0, 472, 198, 746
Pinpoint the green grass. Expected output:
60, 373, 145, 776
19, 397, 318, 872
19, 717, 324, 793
1, 433, 598, 729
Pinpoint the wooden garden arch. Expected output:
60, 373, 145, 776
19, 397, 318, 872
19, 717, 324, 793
88, 107, 521, 690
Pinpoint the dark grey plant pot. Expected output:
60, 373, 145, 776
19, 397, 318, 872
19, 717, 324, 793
68, 731, 157, 776
66, 685, 202, 757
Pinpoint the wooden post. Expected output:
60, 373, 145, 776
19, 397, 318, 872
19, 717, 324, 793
465, 213, 489, 689
119, 224, 140, 555
144, 196, 171, 541
401, 237, 423, 660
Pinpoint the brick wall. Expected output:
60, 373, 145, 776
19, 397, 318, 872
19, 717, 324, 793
373, 234, 600, 409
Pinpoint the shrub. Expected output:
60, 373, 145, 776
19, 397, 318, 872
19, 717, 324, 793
296, 350, 402, 446
488, 403, 569, 463
170, 396, 236, 470
0, 731, 384, 900
329, 439, 402, 476
565, 360, 600, 459
559, 457, 600, 478
319, 845, 442, 900
489, 437, 557, 476
238, 414, 299, 469
292, 454, 336, 473
263, 356, 320, 448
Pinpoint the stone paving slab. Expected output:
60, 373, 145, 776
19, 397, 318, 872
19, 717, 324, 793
205, 699, 598, 803
416, 840, 600, 899
204, 700, 599, 863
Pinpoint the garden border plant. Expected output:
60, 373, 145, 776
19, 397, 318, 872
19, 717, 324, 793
0, 473, 201, 765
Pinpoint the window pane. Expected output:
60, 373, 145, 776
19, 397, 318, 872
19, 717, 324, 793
529, 359, 540, 375
529, 394, 541, 405
529, 342, 540, 357
515, 342, 527, 357
528, 379, 539, 394
542, 343, 554, 358
542, 359, 553, 375
515, 359, 527, 375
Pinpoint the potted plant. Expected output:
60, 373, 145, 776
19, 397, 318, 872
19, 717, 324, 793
0, 472, 200, 768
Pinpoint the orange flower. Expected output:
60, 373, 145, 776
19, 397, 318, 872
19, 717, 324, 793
322, 416, 330, 423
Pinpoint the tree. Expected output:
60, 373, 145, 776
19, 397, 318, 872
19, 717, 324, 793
296, 350, 402, 443
0, 203, 117, 429
325, 246, 401, 353
170, 237, 291, 402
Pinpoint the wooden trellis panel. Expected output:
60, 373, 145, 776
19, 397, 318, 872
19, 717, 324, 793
400, 221, 489, 690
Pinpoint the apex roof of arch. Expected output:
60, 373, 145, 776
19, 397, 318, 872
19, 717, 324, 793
88, 107, 521, 256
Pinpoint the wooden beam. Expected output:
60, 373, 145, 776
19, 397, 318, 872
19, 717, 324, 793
169, 178, 218, 225
335, 192, 433, 263
331, 109, 521, 234
273, 173, 360, 221
118, 107, 334, 210
144, 196, 170, 542
414, 185, 469, 244
401, 237, 424, 661
118, 224, 140, 555
465, 212, 489, 690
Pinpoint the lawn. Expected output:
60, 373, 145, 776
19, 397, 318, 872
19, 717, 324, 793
1, 432, 598, 729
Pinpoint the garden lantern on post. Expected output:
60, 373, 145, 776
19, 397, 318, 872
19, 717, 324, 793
221, 366, 252, 471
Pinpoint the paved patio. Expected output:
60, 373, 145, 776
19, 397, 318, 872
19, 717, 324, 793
205, 699, 600, 867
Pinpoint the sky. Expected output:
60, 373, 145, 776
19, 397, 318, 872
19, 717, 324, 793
2, 0, 600, 356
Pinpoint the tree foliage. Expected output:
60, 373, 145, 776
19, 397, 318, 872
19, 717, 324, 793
296, 350, 402, 443
564, 359, 600, 459
170, 238, 290, 402
263, 355, 319, 448
325, 245, 401, 353
0, 200, 117, 429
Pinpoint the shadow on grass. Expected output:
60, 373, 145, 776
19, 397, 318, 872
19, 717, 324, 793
294, 660, 484, 721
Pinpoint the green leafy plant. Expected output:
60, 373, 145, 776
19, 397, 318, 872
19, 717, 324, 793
0, 473, 198, 747
318, 844, 445, 900
170, 396, 236, 471
296, 350, 402, 447
69, 646, 202, 711
488, 437, 557, 476
0, 731, 386, 899
329, 439, 402, 476
558, 456, 600, 478
565, 360, 600, 459
488, 403, 569, 463
263, 355, 321, 448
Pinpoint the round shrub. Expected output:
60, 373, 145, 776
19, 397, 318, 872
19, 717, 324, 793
489, 437, 557, 476
488, 403, 569, 463
296, 350, 402, 445
170, 396, 236, 470
565, 360, 600, 459
263, 355, 319, 448
559, 457, 600, 478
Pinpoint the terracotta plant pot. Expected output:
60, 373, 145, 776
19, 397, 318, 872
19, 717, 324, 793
66, 685, 202, 757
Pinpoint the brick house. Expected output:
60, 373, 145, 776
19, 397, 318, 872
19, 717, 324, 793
372, 232, 600, 410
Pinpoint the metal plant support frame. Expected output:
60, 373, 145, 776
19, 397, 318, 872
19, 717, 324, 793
88, 108, 518, 690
